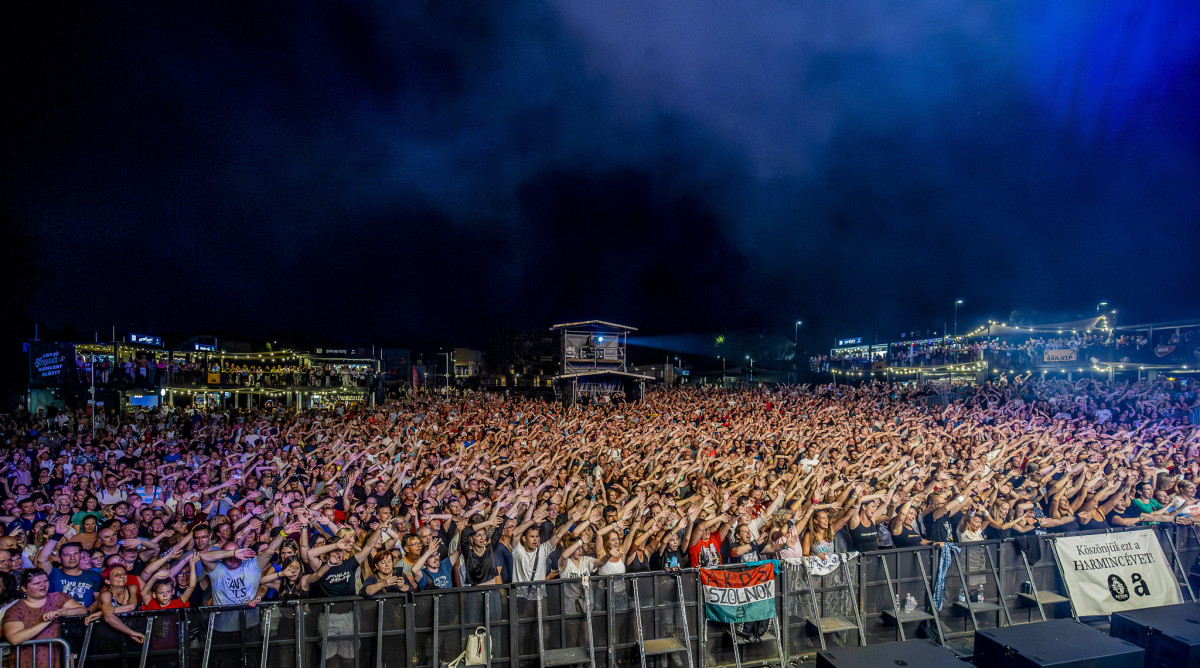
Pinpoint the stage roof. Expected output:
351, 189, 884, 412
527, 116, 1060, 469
550, 320, 638, 332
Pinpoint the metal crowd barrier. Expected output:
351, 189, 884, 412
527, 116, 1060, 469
0, 637, 74, 667
0, 524, 1194, 668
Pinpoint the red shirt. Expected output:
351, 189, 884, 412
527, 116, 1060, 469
142, 598, 188, 611
689, 532, 722, 567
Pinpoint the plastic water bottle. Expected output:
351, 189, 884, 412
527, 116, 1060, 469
903, 593, 917, 613
957, 588, 966, 604
894, 594, 901, 611
974, 585, 985, 603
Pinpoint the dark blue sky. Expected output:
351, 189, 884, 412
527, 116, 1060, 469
4, 1, 1199, 352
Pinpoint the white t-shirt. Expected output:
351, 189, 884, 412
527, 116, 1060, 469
734, 515, 767, 542
209, 558, 262, 632
511, 542, 552, 584
512, 542, 553, 600
561, 554, 594, 577
96, 488, 127, 505
560, 555, 596, 605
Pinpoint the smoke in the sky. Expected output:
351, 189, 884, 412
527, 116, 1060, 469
4, 1, 1199, 349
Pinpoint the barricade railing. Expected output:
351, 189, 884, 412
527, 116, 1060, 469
3, 523, 1193, 668
0, 637, 74, 668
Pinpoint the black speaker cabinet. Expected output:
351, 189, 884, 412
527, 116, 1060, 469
816, 639, 967, 667
974, 618, 1145, 668
1110, 602, 1200, 668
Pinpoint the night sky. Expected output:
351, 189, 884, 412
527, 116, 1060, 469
4, 1, 1200, 357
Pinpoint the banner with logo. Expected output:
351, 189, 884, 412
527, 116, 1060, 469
700, 564, 777, 623
1043, 349, 1077, 363
1051, 528, 1182, 616
781, 552, 859, 578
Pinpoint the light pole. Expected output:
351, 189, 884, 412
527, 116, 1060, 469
718, 356, 725, 386
793, 320, 803, 384
745, 355, 754, 383
1096, 301, 1108, 314
953, 300, 963, 339
440, 352, 452, 396
89, 353, 96, 439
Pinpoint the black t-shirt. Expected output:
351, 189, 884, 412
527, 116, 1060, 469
463, 545, 499, 585
1119, 505, 1144, 520
723, 538, 765, 564
313, 560, 359, 599
437, 525, 457, 560
367, 492, 392, 507
892, 524, 923, 548
849, 521, 879, 552
537, 519, 556, 543
346, 483, 367, 502
923, 513, 956, 543
653, 548, 689, 570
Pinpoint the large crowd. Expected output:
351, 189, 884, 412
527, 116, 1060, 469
0, 375, 1198, 658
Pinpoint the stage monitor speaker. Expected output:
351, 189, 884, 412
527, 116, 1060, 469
816, 639, 967, 667
974, 618, 1144, 668
1110, 602, 1200, 668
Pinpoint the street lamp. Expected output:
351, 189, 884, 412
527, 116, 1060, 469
440, 352, 452, 396
745, 355, 754, 383
1096, 301, 1108, 314
953, 300, 964, 339
793, 320, 803, 383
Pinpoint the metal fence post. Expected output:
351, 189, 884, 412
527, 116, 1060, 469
431, 596, 439, 668
180, 609, 189, 668
696, 571, 706, 668
779, 565, 789, 664
606, 576, 616, 668
1162, 525, 1198, 602
508, 585, 519, 668
139, 615, 154, 668
295, 599, 304, 666
404, 593, 416, 668
201, 611, 216, 668
375, 599, 384, 668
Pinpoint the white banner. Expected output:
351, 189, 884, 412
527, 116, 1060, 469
781, 552, 859, 577
1052, 529, 1182, 616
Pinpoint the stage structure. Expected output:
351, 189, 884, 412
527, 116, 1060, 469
550, 320, 654, 406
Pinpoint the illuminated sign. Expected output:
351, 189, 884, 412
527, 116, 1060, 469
193, 343, 217, 351
315, 348, 369, 357
29, 343, 73, 386
130, 333, 163, 347
33, 350, 67, 381
837, 337, 863, 347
